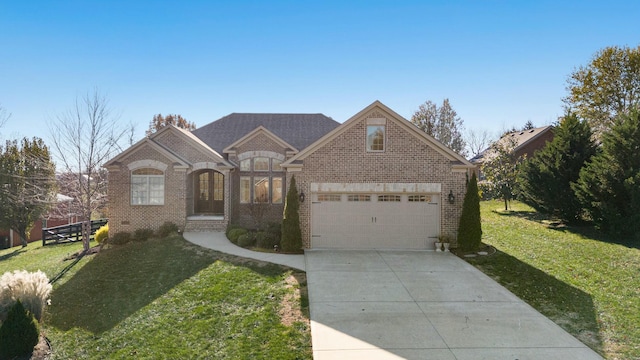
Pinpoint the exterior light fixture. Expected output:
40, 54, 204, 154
448, 190, 455, 204
299, 191, 306, 203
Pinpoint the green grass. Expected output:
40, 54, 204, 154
465, 200, 640, 360
1, 236, 311, 359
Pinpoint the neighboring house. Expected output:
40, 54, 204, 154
470, 126, 554, 179
104, 101, 475, 249
0, 194, 76, 249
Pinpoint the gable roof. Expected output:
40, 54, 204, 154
104, 125, 234, 169
283, 100, 475, 168
470, 126, 553, 164
192, 113, 340, 154
223, 126, 299, 154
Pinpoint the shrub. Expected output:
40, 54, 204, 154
94, 224, 109, 245
157, 221, 179, 238
109, 231, 132, 245
256, 232, 280, 250
457, 173, 482, 252
0, 270, 52, 323
227, 228, 248, 244
225, 224, 243, 238
265, 222, 281, 242
237, 233, 256, 248
281, 175, 303, 253
0, 300, 39, 359
133, 228, 154, 242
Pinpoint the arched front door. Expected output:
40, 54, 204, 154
195, 170, 224, 215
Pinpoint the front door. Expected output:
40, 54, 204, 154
195, 170, 224, 215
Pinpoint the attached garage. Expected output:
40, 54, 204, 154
310, 183, 441, 249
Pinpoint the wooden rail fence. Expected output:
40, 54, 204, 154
42, 219, 108, 246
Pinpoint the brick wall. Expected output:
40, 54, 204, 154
107, 144, 188, 235
290, 108, 468, 248
229, 132, 288, 229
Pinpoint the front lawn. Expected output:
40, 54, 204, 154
465, 200, 640, 360
0, 235, 311, 359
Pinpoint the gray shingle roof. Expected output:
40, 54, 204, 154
191, 113, 341, 154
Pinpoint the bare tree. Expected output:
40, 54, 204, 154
146, 114, 196, 136
411, 99, 466, 156
49, 90, 132, 251
465, 128, 495, 158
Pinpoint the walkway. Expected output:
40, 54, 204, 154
182, 231, 305, 271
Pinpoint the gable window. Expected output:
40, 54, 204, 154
131, 168, 164, 205
240, 159, 251, 171
367, 125, 385, 151
253, 157, 269, 171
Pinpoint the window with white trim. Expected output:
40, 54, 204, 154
366, 125, 385, 151
272, 158, 283, 171
240, 176, 251, 203
253, 157, 269, 171
272, 177, 283, 204
254, 176, 270, 203
131, 168, 164, 205
240, 159, 251, 171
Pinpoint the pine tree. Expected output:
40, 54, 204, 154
281, 176, 303, 253
411, 99, 466, 156
573, 107, 640, 240
518, 113, 597, 223
0, 300, 40, 359
457, 173, 482, 252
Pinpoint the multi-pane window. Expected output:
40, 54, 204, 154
318, 194, 341, 202
131, 168, 164, 205
272, 158, 283, 171
367, 125, 385, 151
378, 195, 401, 202
240, 159, 251, 171
272, 177, 283, 204
254, 177, 270, 203
253, 157, 269, 171
348, 194, 371, 202
240, 177, 251, 203
408, 195, 429, 202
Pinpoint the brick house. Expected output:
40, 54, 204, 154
104, 101, 475, 249
470, 126, 554, 180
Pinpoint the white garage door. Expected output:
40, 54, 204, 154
310, 193, 440, 249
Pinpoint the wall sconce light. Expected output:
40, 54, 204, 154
448, 190, 455, 204
299, 191, 306, 203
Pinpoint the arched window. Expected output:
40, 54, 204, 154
131, 168, 164, 205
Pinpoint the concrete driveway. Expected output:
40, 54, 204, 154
305, 250, 602, 360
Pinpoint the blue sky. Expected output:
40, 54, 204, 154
1, 1, 639, 146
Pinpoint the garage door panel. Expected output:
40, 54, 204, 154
311, 192, 440, 249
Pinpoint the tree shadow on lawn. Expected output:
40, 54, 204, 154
495, 209, 640, 250
465, 248, 605, 356
0, 248, 26, 262
47, 236, 306, 335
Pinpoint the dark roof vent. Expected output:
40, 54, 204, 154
529, 129, 535, 133
519, 131, 524, 135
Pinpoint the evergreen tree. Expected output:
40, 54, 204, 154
573, 107, 640, 240
0, 138, 57, 247
457, 173, 482, 252
281, 175, 303, 253
0, 300, 40, 359
518, 113, 597, 223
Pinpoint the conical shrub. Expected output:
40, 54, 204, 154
0, 300, 39, 359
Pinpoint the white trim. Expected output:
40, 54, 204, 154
310, 182, 441, 193
127, 159, 168, 171
237, 151, 285, 161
